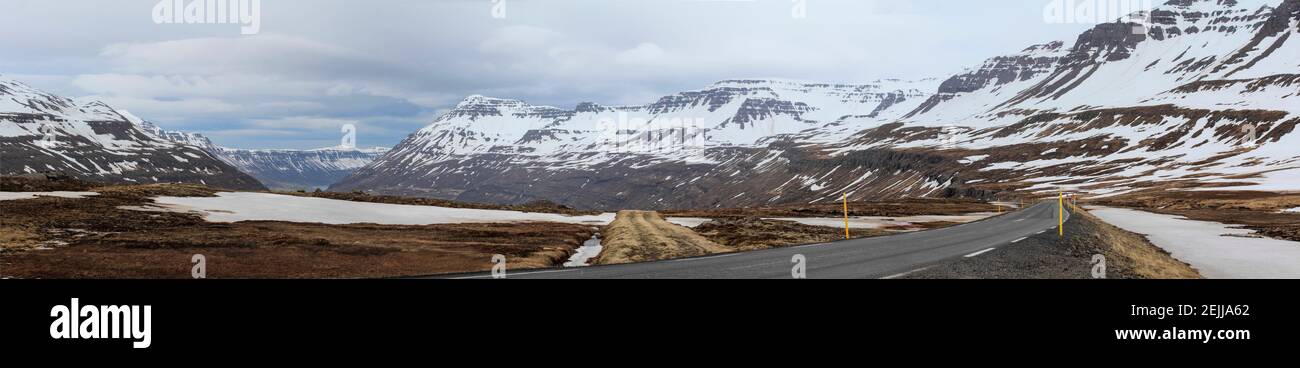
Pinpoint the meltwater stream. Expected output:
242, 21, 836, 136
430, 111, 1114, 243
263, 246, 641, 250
563, 233, 603, 267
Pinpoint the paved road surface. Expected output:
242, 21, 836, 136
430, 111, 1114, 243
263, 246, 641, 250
439, 201, 1069, 279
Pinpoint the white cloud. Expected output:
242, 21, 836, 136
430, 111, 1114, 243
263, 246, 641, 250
478, 26, 565, 55
248, 116, 358, 131
615, 43, 667, 66
1, 0, 1096, 149
81, 95, 243, 118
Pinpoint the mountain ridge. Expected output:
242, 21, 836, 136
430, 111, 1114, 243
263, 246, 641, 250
0, 75, 266, 190
130, 115, 389, 190
334, 0, 1300, 210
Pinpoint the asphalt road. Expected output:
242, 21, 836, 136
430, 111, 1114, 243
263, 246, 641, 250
442, 201, 1070, 279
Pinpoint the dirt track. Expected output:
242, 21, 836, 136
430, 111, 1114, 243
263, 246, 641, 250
593, 211, 730, 265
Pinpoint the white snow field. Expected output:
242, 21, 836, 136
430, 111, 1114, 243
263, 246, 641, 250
0, 192, 99, 201
1089, 207, 1300, 279
140, 192, 615, 226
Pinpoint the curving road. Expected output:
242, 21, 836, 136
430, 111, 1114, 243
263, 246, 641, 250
442, 201, 1069, 279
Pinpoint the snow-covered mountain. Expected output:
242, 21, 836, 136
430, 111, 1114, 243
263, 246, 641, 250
332, 78, 943, 208
0, 75, 265, 190
216, 146, 388, 190
129, 115, 388, 190
334, 0, 1300, 210
871, 0, 1300, 196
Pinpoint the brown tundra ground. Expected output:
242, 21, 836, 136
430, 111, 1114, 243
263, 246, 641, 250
0, 181, 594, 279
1, 177, 1007, 278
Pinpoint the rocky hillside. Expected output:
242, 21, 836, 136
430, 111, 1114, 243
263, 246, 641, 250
216, 146, 388, 190
337, 0, 1299, 210
0, 75, 265, 190
873, 0, 1300, 197
331, 79, 944, 208
130, 114, 387, 190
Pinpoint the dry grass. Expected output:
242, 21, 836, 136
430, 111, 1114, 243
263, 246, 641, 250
0, 225, 40, 250
0, 183, 596, 278
693, 218, 888, 251
0, 221, 594, 279
1095, 190, 1300, 212
594, 211, 730, 265
90, 183, 221, 199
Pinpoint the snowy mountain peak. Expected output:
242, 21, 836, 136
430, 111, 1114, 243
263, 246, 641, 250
444, 94, 563, 121
907, 0, 1298, 123
1023, 41, 1067, 54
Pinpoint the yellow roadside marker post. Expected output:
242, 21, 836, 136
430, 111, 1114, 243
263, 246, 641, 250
1058, 192, 1065, 237
843, 193, 851, 240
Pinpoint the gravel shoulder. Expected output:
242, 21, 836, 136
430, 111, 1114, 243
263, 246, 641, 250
905, 204, 1201, 279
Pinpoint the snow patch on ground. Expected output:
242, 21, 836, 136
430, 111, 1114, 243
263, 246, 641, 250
0, 192, 99, 201
1089, 207, 1300, 279
563, 235, 603, 267
143, 192, 616, 226
958, 155, 989, 164
665, 217, 713, 228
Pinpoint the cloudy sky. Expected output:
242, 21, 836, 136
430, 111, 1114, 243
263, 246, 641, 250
0, 0, 1095, 149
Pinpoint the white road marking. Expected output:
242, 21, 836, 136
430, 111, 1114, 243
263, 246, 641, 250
1014, 219, 1025, 222
881, 266, 934, 279
1011, 237, 1027, 243
670, 252, 740, 263
726, 260, 784, 271
964, 248, 996, 258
